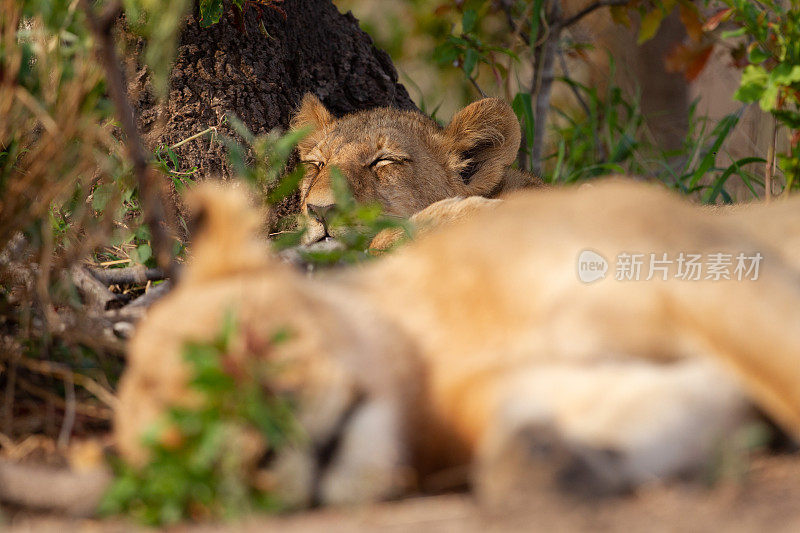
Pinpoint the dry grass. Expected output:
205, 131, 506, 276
0, 0, 128, 450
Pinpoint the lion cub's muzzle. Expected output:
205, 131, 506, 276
303, 203, 335, 244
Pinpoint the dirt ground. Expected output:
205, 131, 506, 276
4, 453, 800, 532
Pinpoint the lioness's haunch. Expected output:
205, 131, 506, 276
290, 93, 542, 243
117, 180, 800, 508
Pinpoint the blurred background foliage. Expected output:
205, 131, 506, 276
336, 0, 800, 199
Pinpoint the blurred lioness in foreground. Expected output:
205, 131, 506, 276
291, 94, 542, 244
117, 179, 800, 508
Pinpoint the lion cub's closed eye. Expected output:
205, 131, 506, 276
369, 151, 410, 169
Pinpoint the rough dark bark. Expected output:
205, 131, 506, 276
130, 0, 417, 219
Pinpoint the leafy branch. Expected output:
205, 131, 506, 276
80, 0, 177, 276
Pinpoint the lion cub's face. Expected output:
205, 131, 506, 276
291, 94, 522, 243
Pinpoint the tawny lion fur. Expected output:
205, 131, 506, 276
117, 179, 800, 508
291, 94, 542, 244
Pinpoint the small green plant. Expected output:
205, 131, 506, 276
100, 313, 298, 525
545, 57, 646, 184
658, 101, 764, 202
718, 0, 800, 194
198, 0, 286, 30
221, 117, 410, 263
293, 167, 412, 265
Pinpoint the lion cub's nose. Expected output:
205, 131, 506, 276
307, 203, 335, 224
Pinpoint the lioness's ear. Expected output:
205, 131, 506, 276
291, 93, 334, 132
182, 183, 277, 286
444, 98, 521, 196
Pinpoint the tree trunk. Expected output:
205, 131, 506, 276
129, 0, 417, 220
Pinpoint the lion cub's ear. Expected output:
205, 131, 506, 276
444, 98, 522, 196
291, 93, 334, 133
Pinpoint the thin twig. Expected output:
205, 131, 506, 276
464, 68, 488, 98
80, 0, 176, 277
556, 48, 591, 117
14, 87, 58, 133
499, 0, 531, 45
98, 258, 130, 267
57, 374, 75, 450
15, 357, 118, 410
2, 356, 17, 436
15, 379, 112, 419
765, 116, 778, 203
557, 0, 631, 30
169, 126, 218, 150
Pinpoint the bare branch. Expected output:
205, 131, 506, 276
70, 266, 124, 310
558, 0, 631, 30
97, 0, 122, 32
530, 1, 560, 175
557, 49, 591, 117
87, 264, 165, 286
105, 280, 173, 335
15, 357, 119, 410
499, 0, 531, 45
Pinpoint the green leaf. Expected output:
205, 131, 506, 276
638, 9, 665, 44
463, 49, 478, 76
757, 63, 800, 112
462, 9, 477, 33
329, 166, 356, 210
720, 27, 747, 39
166, 147, 179, 169
92, 184, 114, 211
772, 109, 800, 129
701, 157, 764, 203
512, 92, 535, 154
733, 65, 768, 103
134, 243, 152, 265
608, 133, 637, 163
759, 82, 779, 112
199, 0, 225, 28
432, 43, 459, 65
748, 46, 770, 64
770, 63, 800, 85
530, 0, 544, 51
268, 169, 304, 205
688, 112, 740, 188
225, 113, 255, 144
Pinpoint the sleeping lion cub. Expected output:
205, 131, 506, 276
291, 94, 542, 244
116, 179, 800, 508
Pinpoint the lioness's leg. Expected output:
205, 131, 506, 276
267, 396, 409, 508
316, 398, 409, 505
475, 358, 755, 504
